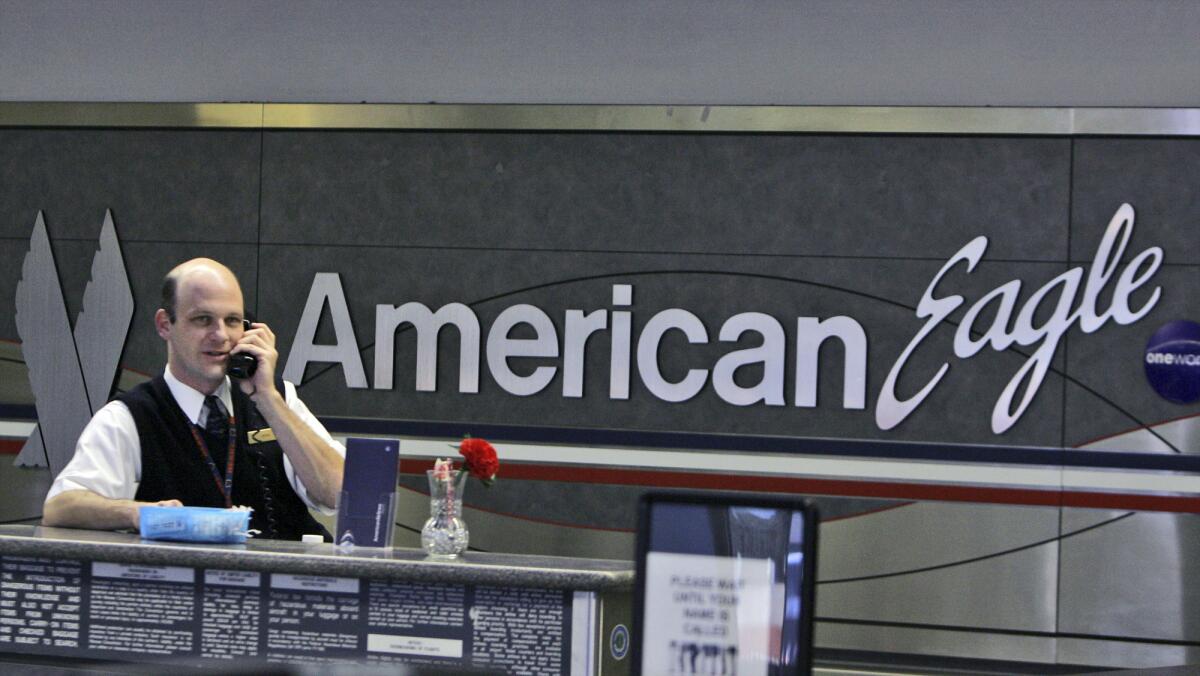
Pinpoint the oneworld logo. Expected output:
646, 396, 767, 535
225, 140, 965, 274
285, 203, 1164, 435
1144, 320, 1200, 404
1146, 352, 1200, 367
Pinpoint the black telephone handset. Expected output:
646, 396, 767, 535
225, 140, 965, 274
228, 319, 258, 380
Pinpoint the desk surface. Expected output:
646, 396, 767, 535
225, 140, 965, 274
0, 525, 634, 591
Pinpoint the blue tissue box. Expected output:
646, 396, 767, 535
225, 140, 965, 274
139, 505, 253, 544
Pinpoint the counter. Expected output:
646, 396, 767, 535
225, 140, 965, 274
0, 526, 634, 674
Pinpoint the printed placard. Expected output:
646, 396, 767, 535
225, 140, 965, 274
367, 633, 464, 657
641, 552, 773, 676
91, 562, 194, 584
204, 569, 261, 588
270, 574, 360, 594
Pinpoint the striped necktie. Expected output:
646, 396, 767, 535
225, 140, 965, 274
204, 395, 229, 441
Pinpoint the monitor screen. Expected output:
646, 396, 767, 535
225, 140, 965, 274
632, 492, 819, 676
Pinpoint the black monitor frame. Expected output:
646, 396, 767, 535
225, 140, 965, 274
631, 490, 819, 676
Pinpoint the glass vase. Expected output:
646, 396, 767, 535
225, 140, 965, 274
421, 469, 469, 558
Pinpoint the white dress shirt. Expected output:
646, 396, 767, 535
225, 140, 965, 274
45, 370, 345, 514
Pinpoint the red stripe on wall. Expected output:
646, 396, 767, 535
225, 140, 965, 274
1060, 491, 1200, 512
0, 440, 24, 455
399, 460, 1200, 513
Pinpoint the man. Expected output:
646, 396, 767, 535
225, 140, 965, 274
43, 258, 345, 540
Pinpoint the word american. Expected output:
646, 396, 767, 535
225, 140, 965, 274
283, 204, 1161, 434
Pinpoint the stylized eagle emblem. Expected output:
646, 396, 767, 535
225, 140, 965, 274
14, 211, 134, 474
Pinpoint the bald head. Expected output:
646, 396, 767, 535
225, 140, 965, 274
155, 258, 248, 394
160, 258, 242, 322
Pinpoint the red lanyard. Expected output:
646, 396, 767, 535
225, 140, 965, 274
189, 412, 237, 508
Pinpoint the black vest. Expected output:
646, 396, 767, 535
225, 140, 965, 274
120, 376, 330, 541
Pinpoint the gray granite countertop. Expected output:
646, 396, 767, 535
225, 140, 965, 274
0, 525, 634, 591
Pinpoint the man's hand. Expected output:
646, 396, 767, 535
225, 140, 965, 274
232, 321, 279, 400
136, 499, 184, 529
43, 491, 182, 532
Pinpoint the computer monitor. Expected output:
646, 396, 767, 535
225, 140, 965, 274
632, 491, 819, 676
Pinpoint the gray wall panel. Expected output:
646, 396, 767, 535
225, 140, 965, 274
0, 464, 52, 522
0, 239, 27, 343
1059, 509, 1200, 642
816, 623, 1058, 665
0, 129, 260, 242
261, 132, 1069, 261
1071, 139, 1200, 265
819, 539, 1058, 631
397, 473, 644, 533
819, 502, 1060, 583
0, 342, 33, 405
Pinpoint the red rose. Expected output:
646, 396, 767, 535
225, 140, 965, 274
458, 437, 500, 486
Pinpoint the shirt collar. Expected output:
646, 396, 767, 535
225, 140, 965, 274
164, 369, 232, 426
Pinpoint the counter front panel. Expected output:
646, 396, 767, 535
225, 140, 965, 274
0, 526, 633, 674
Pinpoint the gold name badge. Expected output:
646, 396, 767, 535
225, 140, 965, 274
247, 428, 276, 445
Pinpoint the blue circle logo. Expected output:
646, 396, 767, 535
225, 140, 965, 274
1144, 320, 1200, 404
609, 624, 629, 660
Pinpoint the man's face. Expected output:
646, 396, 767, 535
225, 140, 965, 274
156, 269, 245, 394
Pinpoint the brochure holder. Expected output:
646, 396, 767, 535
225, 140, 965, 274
335, 437, 401, 549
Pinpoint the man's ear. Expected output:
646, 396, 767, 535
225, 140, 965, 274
154, 308, 172, 340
